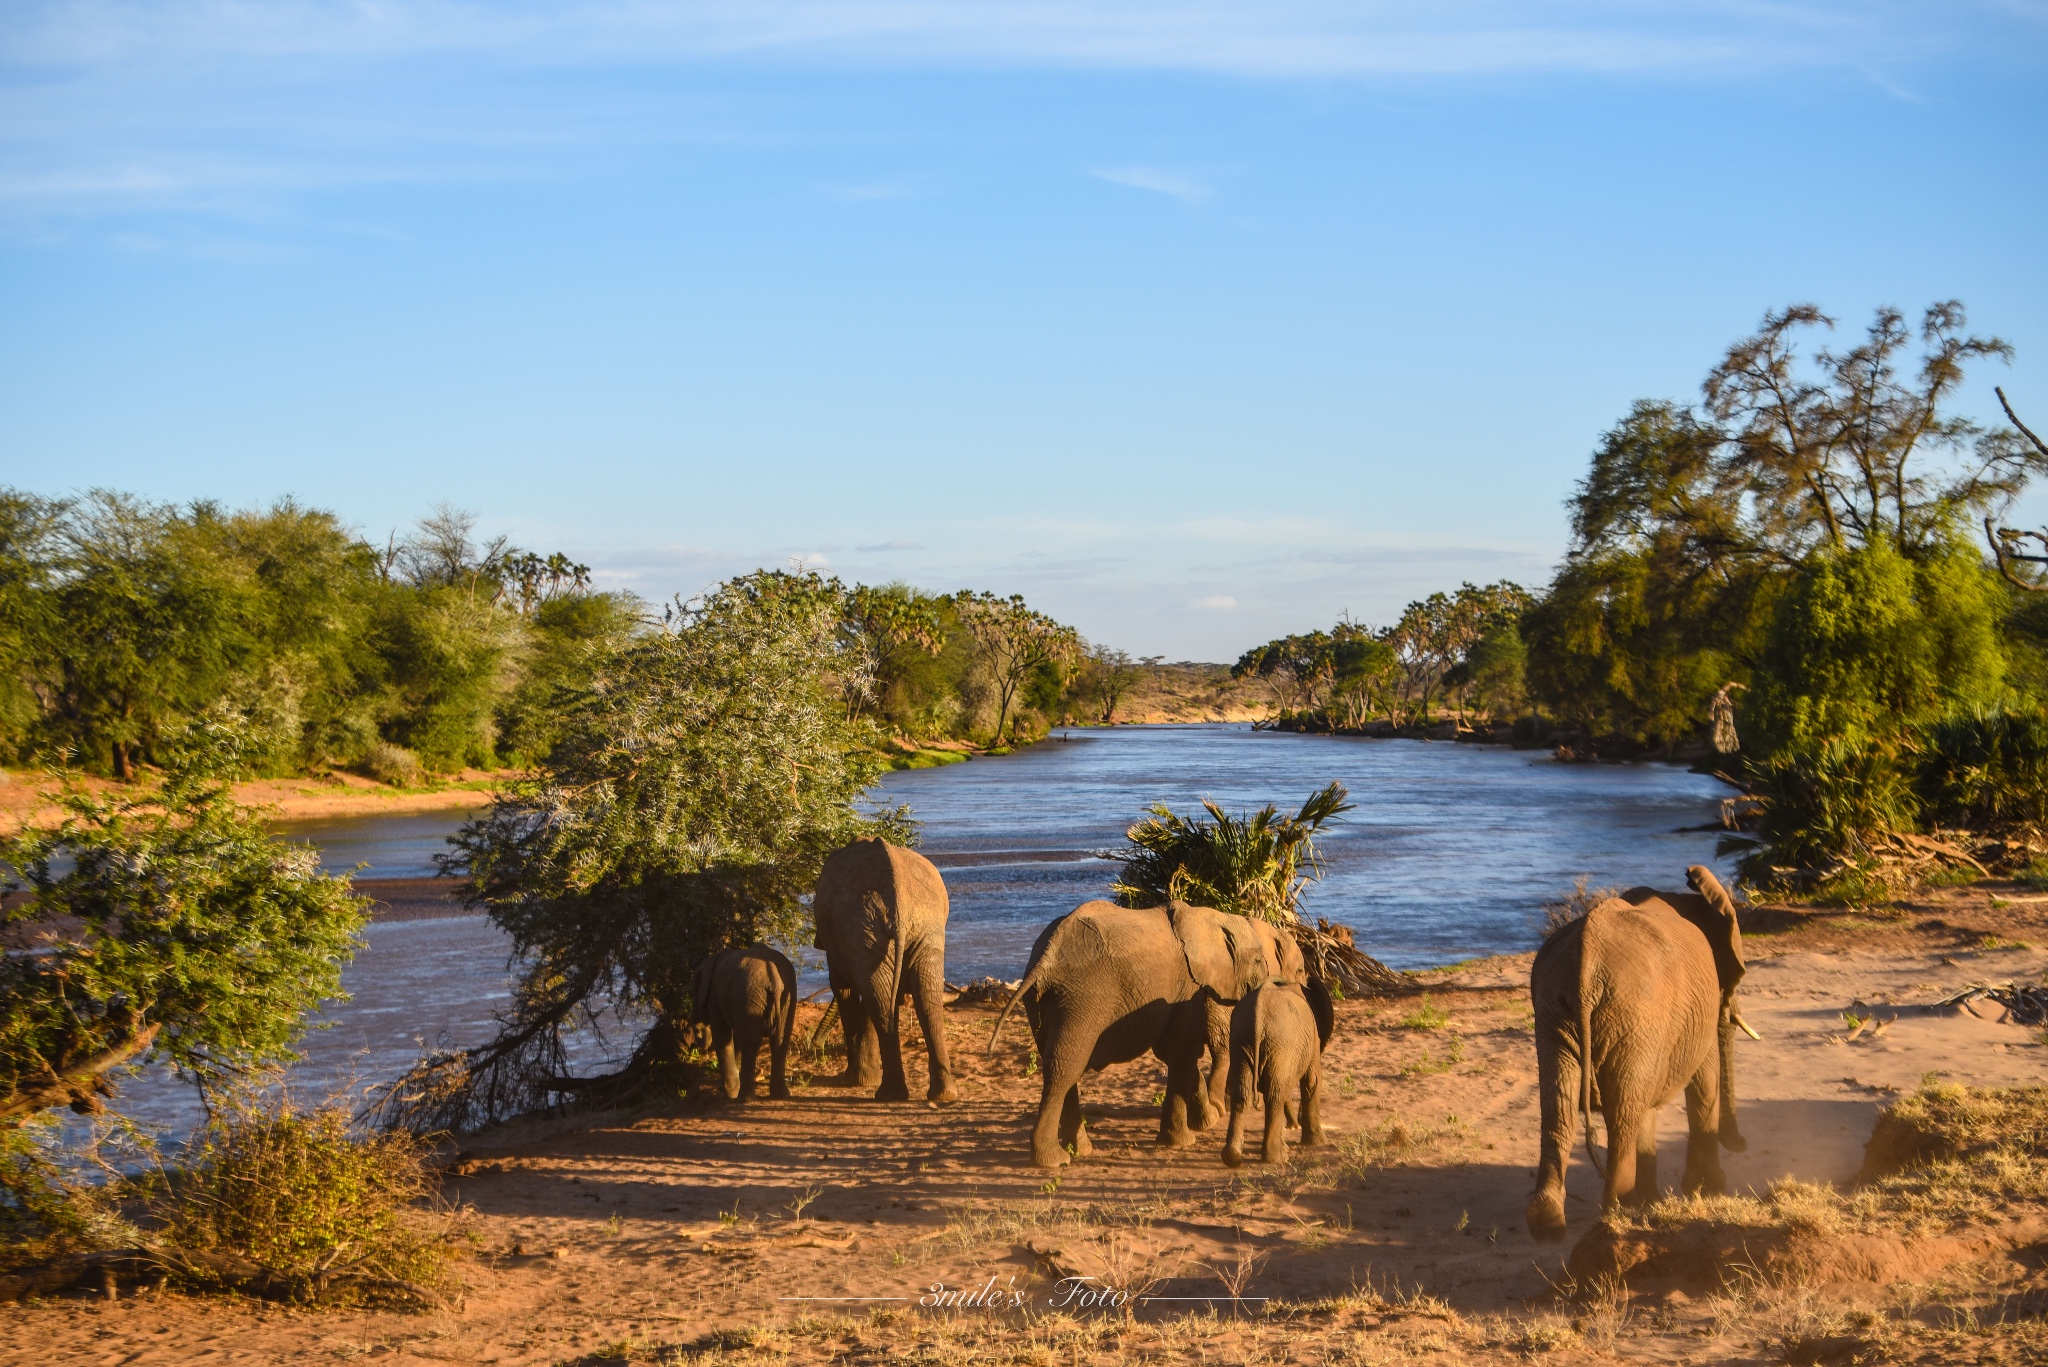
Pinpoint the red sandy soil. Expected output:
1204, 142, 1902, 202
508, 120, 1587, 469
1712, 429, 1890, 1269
6, 888, 2048, 1364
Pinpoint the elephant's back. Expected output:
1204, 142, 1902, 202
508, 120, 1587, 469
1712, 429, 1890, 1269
881, 842, 949, 922
1583, 901, 1720, 1073
815, 837, 948, 925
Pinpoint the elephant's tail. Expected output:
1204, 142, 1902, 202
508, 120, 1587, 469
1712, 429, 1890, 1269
1578, 912, 1607, 1181
985, 966, 1041, 1055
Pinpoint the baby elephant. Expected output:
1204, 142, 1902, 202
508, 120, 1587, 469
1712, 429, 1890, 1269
690, 943, 798, 1101
1222, 978, 1335, 1166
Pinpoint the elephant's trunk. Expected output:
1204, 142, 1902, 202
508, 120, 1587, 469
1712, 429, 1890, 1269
1717, 1000, 1747, 1152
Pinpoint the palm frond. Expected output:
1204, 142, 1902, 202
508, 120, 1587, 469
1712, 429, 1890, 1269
1110, 782, 1352, 924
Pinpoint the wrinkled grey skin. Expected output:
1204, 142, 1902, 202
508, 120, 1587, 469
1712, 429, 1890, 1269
989, 900, 1304, 1169
1222, 978, 1335, 1167
690, 943, 798, 1101
812, 838, 958, 1103
1526, 865, 1748, 1242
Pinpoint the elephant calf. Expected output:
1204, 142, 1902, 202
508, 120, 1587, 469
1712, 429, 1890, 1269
691, 943, 798, 1101
1222, 978, 1334, 1167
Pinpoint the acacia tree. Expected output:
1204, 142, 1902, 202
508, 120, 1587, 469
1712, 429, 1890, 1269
1385, 582, 1531, 723
1, 724, 365, 1125
383, 571, 907, 1132
1090, 645, 1144, 723
957, 591, 1081, 744
1705, 303, 2026, 556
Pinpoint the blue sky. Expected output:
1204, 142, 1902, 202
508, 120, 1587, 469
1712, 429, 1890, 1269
3, 3, 2045, 660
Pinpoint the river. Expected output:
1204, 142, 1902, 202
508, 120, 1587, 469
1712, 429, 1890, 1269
105, 725, 1739, 1137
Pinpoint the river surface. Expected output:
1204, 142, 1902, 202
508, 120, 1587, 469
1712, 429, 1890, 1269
105, 725, 1738, 1138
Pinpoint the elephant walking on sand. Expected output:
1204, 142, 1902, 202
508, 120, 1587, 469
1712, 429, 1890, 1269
1222, 978, 1334, 1167
812, 838, 958, 1103
690, 943, 798, 1101
1526, 865, 1753, 1242
989, 899, 1303, 1169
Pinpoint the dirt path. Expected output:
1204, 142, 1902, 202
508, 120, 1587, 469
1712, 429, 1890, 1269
7, 889, 2048, 1364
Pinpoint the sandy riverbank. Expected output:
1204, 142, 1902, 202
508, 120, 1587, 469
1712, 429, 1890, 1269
8, 881, 2048, 1364
0, 769, 502, 834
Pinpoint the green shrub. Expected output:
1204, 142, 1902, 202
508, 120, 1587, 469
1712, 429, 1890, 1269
360, 740, 424, 787
158, 1095, 460, 1304
1740, 736, 1919, 880
1917, 709, 2048, 838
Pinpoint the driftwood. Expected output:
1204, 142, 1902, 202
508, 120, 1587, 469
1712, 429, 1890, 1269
1933, 982, 2048, 1028
1295, 919, 1407, 997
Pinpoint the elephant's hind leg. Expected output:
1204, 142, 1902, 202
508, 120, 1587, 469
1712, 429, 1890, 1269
907, 947, 958, 1104
735, 1022, 764, 1100
713, 1021, 740, 1101
1682, 1067, 1729, 1196
1600, 1105, 1645, 1215
1260, 1079, 1288, 1164
1624, 1126, 1658, 1206
833, 987, 881, 1089
1298, 1061, 1324, 1147
1525, 1027, 1576, 1242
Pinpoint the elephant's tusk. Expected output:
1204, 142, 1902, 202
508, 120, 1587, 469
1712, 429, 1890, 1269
1733, 1011, 1762, 1041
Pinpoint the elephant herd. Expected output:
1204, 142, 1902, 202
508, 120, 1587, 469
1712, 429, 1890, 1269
691, 836, 1755, 1243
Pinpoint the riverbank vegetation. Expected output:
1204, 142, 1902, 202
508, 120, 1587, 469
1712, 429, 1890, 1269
0, 494, 1133, 785
1247, 301, 2048, 891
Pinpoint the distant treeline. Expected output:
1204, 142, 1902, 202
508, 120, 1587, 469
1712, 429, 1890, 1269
0, 493, 1136, 781
1237, 302, 2048, 885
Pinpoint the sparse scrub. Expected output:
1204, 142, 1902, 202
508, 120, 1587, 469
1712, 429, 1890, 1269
1398, 994, 1450, 1030
154, 1093, 464, 1305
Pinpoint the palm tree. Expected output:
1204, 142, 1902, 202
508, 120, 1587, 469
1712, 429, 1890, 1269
1112, 783, 1352, 924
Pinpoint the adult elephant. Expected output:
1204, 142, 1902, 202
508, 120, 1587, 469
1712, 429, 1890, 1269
1526, 865, 1753, 1242
989, 899, 1304, 1169
812, 837, 958, 1103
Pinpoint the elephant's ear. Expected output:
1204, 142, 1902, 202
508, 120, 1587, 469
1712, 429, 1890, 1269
1169, 903, 1267, 1001
1305, 977, 1335, 1050
1263, 922, 1307, 982
1685, 865, 1745, 991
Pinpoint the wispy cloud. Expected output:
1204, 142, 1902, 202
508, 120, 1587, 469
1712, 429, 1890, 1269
856, 539, 925, 551
4, 2, 2016, 77
1092, 165, 1211, 203
1191, 594, 1237, 610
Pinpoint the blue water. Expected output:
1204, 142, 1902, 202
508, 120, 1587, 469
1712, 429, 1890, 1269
100, 725, 1735, 1136
881, 724, 1733, 978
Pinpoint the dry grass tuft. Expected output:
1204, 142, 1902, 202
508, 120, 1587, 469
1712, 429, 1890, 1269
1539, 877, 1620, 940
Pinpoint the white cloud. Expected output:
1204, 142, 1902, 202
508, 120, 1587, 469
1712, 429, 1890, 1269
1092, 165, 1211, 203
1192, 594, 1237, 610
856, 539, 925, 551
3, 2, 2004, 77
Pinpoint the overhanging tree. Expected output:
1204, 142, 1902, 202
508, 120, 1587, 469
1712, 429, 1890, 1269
1, 724, 366, 1125
381, 571, 908, 1133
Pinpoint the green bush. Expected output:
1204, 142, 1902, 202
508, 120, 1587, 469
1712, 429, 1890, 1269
158, 1094, 461, 1304
360, 740, 424, 787
1740, 735, 1919, 879
1917, 709, 2048, 837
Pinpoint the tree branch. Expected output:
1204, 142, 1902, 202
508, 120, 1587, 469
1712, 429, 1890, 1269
1999, 387, 2048, 461
0, 1021, 161, 1125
